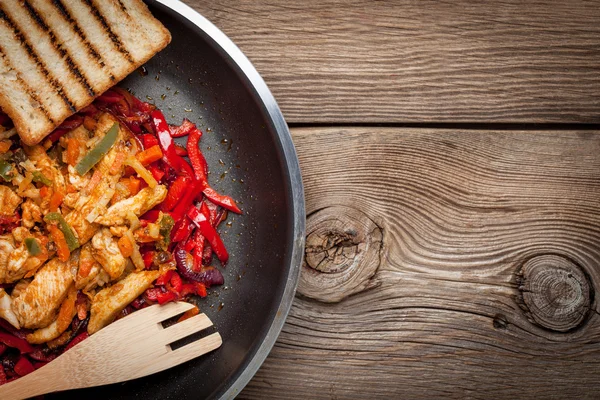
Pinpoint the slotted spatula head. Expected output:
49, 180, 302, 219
0, 302, 222, 400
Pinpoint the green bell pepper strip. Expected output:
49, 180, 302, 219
31, 171, 52, 186
0, 159, 13, 182
44, 212, 80, 251
75, 122, 119, 176
24, 237, 42, 256
157, 213, 175, 251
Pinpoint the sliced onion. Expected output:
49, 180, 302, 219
85, 188, 115, 223
124, 230, 144, 271
124, 156, 157, 188
0, 127, 16, 140
174, 247, 224, 287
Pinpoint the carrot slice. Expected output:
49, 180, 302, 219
83, 169, 102, 195
135, 145, 163, 166
78, 257, 95, 279
48, 225, 70, 262
117, 235, 134, 258
83, 116, 97, 131
49, 189, 65, 212
109, 152, 126, 175
177, 305, 200, 322
39, 185, 50, 199
0, 140, 11, 154
127, 176, 141, 196
66, 138, 80, 166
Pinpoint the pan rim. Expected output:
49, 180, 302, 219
152, 1, 305, 399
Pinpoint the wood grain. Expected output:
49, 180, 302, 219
240, 127, 600, 399
182, 0, 600, 123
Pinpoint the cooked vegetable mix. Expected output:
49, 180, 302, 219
0, 87, 239, 384
74, 122, 119, 176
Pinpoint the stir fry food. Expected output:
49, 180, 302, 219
0, 88, 241, 383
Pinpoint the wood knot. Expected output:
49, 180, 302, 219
517, 254, 593, 332
298, 206, 383, 303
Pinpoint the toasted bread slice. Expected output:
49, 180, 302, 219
0, 0, 171, 145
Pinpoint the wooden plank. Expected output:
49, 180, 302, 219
182, 0, 600, 123
240, 127, 600, 398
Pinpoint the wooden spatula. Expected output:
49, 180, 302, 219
0, 301, 222, 400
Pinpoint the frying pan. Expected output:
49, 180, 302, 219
49, 1, 305, 398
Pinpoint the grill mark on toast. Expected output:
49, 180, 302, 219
83, 0, 135, 64
52, 0, 116, 82
0, 45, 54, 124
0, 7, 76, 113
23, 1, 96, 97
115, 0, 128, 13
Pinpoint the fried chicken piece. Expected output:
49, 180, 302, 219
0, 288, 20, 329
0, 185, 22, 216
0, 233, 49, 284
88, 269, 160, 334
91, 228, 127, 281
11, 258, 74, 329
26, 285, 77, 344
95, 185, 167, 226
21, 199, 42, 228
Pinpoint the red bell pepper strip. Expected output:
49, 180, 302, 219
171, 217, 195, 243
187, 207, 228, 264
142, 251, 155, 269
64, 332, 89, 352
13, 356, 35, 376
179, 282, 207, 298
131, 296, 145, 309
0, 332, 34, 353
141, 209, 160, 222
156, 270, 174, 286
96, 90, 122, 104
214, 208, 228, 228
203, 187, 242, 214
179, 283, 196, 298
47, 115, 84, 142
147, 163, 165, 182
191, 202, 210, 269
151, 110, 194, 177
191, 230, 205, 270
195, 282, 208, 297
144, 287, 164, 302
161, 175, 189, 211
157, 291, 177, 305
181, 236, 194, 252
0, 364, 7, 385
156, 270, 183, 295
204, 200, 219, 225
141, 134, 159, 149
28, 348, 57, 362
169, 119, 196, 137
47, 128, 70, 143
186, 127, 208, 182
170, 181, 206, 222
167, 272, 183, 294
174, 144, 188, 157
33, 361, 49, 370
80, 103, 99, 117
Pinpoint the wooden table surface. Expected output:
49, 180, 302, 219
183, 1, 600, 398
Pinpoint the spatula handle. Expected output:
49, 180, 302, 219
0, 353, 72, 399
0, 368, 63, 399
